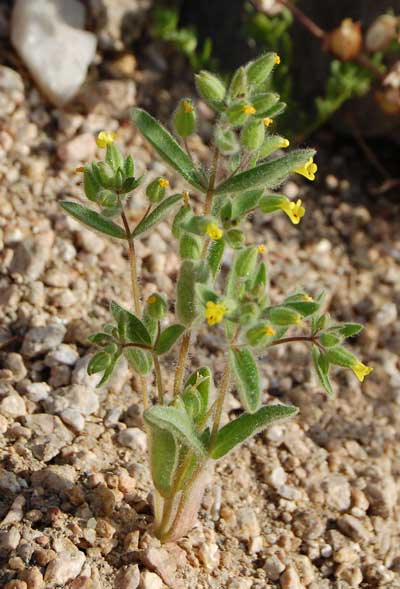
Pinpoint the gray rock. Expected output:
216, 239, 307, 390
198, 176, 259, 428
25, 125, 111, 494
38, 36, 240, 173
45, 345, 79, 367
44, 384, 99, 416
0, 527, 21, 553
22, 324, 66, 358
10, 235, 54, 281
338, 514, 370, 543
11, 0, 97, 107
0, 65, 24, 117
23, 414, 74, 461
0, 468, 27, 493
1, 353, 27, 382
57, 133, 97, 163
31, 465, 77, 492
0, 495, 25, 526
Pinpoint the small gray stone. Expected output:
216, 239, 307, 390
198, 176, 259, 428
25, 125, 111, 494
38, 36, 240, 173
44, 384, 99, 416
0, 527, 21, 552
22, 324, 66, 358
338, 514, 370, 543
140, 571, 163, 589
24, 382, 51, 403
44, 543, 85, 586
10, 234, 54, 281
2, 353, 27, 382
236, 508, 261, 541
45, 344, 79, 367
322, 475, 351, 511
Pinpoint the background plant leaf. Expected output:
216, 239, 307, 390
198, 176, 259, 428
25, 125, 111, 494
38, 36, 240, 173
60, 201, 127, 240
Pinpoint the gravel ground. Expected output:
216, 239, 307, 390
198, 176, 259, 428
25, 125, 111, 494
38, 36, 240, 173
1, 19, 400, 589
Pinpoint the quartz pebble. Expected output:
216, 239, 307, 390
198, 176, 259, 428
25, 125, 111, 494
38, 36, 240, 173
140, 571, 163, 589
114, 564, 140, 589
118, 428, 147, 451
11, 0, 96, 106
22, 324, 66, 358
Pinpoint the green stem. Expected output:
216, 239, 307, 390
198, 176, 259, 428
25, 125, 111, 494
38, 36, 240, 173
120, 207, 149, 409
209, 361, 231, 448
173, 331, 191, 397
153, 353, 164, 404
270, 335, 324, 352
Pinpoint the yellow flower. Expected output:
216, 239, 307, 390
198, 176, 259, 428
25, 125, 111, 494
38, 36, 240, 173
243, 104, 256, 115
158, 178, 169, 189
183, 100, 194, 113
294, 158, 318, 181
351, 361, 373, 383
182, 191, 190, 205
147, 295, 157, 304
74, 166, 84, 173
280, 138, 290, 148
257, 244, 267, 254
96, 131, 117, 149
205, 301, 227, 326
264, 325, 276, 337
301, 294, 314, 302
275, 54, 281, 65
263, 117, 273, 127
281, 199, 306, 225
206, 223, 223, 241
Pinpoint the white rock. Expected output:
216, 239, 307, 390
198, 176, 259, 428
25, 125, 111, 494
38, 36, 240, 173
0, 393, 26, 418
25, 382, 51, 403
280, 565, 304, 589
375, 303, 397, 327
140, 571, 163, 589
22, 324, 66, 358
45, 344, 79, 367
60, 408, 85, 432
265, 555, 286, 581
11, 0, 97, 106
118, 428, 147, 451
44, 546, 85, 586
44, 384, 99, 416
270, 466, 287, 488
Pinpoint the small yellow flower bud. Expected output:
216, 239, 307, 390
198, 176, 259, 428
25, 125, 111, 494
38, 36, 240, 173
158, 178, 169, 189
206, 223, 223, 241
96, 131, 117, 149
301, 294, 314, 302
275, 54, 281, 65
182, 100, 194, 113
257, 244, 267, 254
74, 166, 84, 173
147, 295, 157, 304
243, 104, 256, 115
294, 158, 318, 181
263, 117, 273, 127
205, 301, 227, 326
182, 191, 190, 205
280, 138, 290, 148
264, 325, 276, 337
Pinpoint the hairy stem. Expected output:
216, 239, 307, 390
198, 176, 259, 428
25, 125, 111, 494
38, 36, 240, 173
173, 331, 191, 397
210, 361, 231, 447
271, 335, 324, 352
120, 208, 149, 409
153, 353, 164, 404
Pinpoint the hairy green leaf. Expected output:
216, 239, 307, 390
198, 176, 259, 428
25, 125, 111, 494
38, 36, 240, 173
87, 352, 111, 375
210, 403, 298, 459
110, 301, 151, 345
123, 347, 153, 375
149, 427, 178, 497
215, 149, 315, 195
132, 193, 182, 237
132, 108, 206, 191
312, 347, 334, 396
97, 351, 121, 387
229, 347, 261, 413
144, 405, 207, 457
60, 201, 127, 240
155, 324, 185, 355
